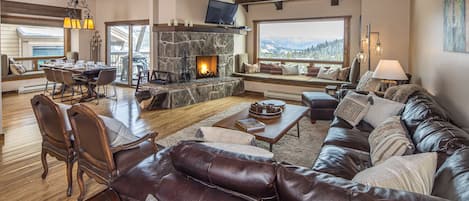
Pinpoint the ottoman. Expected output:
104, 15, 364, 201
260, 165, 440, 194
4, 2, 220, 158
302, 92, 339, 123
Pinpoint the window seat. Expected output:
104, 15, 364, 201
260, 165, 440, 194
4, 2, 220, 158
2, 71, 45, 82
232, 72, 348, 88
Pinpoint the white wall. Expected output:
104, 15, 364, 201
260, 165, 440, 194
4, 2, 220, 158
361, 0, 411, 72
0, 0, 3, 135
410, 0, 469, 129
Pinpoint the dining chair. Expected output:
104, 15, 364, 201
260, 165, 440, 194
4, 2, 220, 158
43, 68, 56, 96
89, 69, 117, 105
52, 69, 65, 100
66, 104, 158, 201
61, 70, 85, 103
30, 94, 76, 197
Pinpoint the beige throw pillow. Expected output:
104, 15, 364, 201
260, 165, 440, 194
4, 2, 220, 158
352, 152, 437, 195
244, 63, 260, 74
281, 64, 299, 75
56, 103, 72, 131
369, 116, 415, 165
99, 115, 139, 147
317, 67, 340, 80
337, 67, 351, 81
363, 94, 406, 128
334, 91, 371, 126
356, 71, 381, 91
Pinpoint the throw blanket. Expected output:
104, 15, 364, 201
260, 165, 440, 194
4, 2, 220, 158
384, 84, 428, 103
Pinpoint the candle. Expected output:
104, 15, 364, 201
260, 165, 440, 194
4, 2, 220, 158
173, 19, 178, 26
184, 20, 189, 27
189, 20, 194, 27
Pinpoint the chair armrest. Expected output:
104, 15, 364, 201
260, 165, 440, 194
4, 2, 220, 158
340, 83, 357, 90
110, 131, 158, 153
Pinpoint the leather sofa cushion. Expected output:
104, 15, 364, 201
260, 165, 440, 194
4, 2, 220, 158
154, 173, 248, 201
312, 145, 371, 180
330, 117, 374, 133
111, 148, 179, 201
113, 141, 156, 174
432, 148, 469, 201
323, 127, 370, 152
170, 142, 277, 200
413, 120, 469, 154
402, 92, 449, 134
277, 165, 450, 201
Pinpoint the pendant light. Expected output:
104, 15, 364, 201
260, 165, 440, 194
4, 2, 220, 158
64, 0, 94, 30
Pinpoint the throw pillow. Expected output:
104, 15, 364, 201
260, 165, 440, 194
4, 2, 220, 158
317, 67, 340, 80
244, 63, 260, 74
334, 91, 371, 126
10, 63, 26, 75
356, 71, 381, 91
99, 115, 139, 147
56, 103, 72, 131
280, 64, 300, 75
368, 116, 415, 165
306, 67, 320, 77
337, 67, 351, 81
363, 94, 406, 128
201, 142, 274, 159
195, 127, 256, 145
352, 152, 437, 195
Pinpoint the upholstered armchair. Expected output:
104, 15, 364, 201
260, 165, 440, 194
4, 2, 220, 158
30, 94, 76, 197
325, 57, 361, 97
67, 104, 158, 201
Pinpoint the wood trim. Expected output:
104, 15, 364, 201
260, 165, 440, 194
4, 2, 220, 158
233, 73, 347, 88
153, 24, 247, 35
64, 29, 72, 53
1, 15, 64, 27
253, 21, 258, 62
258, 58, 343, 65
104, 19, 150, 26
343, 16, 351, 67
1, 0, 81, 19
12, 56, 65, 61
253, 16, 352, 67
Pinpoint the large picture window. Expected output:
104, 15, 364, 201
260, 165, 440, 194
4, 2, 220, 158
256, 17, 350, 66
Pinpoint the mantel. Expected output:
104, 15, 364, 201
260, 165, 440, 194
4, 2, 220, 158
153, 24, 247, 35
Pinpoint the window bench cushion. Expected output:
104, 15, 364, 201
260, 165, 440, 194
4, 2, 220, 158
2, 71, 45, 82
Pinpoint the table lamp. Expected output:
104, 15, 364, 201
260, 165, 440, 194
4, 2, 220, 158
373, 60, 408, 91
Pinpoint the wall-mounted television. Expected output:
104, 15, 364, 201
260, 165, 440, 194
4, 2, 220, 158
205, 0, 238, 26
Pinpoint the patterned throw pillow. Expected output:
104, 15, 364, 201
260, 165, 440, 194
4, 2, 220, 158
243, 63, 260, 74
368, 116, 415, 165
334, 91, 371, 126
337, 67, 351, 81
352, 152, 437, 195
317, 67, 340, 80
10, 63, 26, 75
356, 71, 381, 91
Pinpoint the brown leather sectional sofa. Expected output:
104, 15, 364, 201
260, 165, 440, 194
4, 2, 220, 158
111, 91, 469, 201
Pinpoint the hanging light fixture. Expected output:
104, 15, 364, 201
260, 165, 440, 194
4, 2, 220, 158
64, 0, 94, 30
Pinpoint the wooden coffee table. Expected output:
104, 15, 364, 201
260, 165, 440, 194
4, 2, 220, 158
213, 104, 309, 151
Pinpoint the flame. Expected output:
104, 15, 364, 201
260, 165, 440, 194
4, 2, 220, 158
200, 63, 209, 75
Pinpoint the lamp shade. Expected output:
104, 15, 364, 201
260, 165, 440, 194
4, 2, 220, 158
63, 17, 72, 29
373, 60, 408, 80
83, 18, 95, 30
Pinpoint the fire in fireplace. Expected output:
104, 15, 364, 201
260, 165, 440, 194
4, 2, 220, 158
196, 56, 218, 79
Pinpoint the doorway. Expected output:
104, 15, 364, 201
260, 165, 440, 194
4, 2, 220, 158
106, 20, 150, 86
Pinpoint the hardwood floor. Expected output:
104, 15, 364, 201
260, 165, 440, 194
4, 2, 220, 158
0, 87, 263, 201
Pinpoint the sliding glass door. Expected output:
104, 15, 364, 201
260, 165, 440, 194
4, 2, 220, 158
106, 21, 150, 86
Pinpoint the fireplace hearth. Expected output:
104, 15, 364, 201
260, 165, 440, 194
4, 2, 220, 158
196, 56, 218, 79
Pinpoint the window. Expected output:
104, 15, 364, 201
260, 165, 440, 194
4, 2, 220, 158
257, 18, 348, 63
1, 24, 65, 71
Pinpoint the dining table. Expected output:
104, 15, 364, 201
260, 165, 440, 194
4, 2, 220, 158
40, 63, 117, 102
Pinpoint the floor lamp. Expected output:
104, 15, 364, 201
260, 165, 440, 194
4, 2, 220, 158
358, 24, 382, 71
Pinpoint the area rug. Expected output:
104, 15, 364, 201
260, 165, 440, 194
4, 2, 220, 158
158, 103, 330, 167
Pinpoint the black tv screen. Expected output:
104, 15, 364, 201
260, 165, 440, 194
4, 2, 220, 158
205, 0, 238, 25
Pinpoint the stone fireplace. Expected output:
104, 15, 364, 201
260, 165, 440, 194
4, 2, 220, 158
156, 32, 234, 81
196, 56, 218, 79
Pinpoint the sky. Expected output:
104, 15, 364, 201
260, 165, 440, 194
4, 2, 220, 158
260, 19, 344, 42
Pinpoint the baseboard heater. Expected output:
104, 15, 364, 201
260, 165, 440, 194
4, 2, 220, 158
18, 84, 49, 94
264, 90, 302, 102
